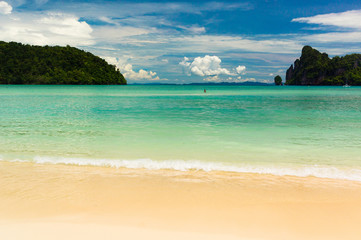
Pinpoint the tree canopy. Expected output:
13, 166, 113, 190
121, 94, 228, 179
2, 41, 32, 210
0, 41, 126, 85
286, 46, 361, 86
274, 75, 282, 85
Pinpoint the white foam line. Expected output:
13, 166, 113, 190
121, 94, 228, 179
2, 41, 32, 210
4, 156, 361, 182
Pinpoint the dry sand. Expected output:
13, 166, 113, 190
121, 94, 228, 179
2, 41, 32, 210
1, 161, 361, 240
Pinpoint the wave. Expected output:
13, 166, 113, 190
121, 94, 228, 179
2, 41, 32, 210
3, 156, 361, 182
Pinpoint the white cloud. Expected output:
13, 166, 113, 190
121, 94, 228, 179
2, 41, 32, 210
292, 10, 361, 45
179, 57, 191, 75
180, 55, 233, 76
187, 26, 206, 34
292, 10, 361, 30
38, 12, 93, 39
301, 31, 361, 43
103, 56, 160, 81
203, 75, 221, 82
180, 55, 248, 78
93, 26, 156, 44
98, 16, 119, 25
48, 2, 252, 20
203, 75, 258, 83
0, 1, 12, 14
177, 25, 206, 34
0, 12, 94, 46
179, 57, 190, 67
236, 65, 246, 74
203, 75, 242, 83
171, 35, 303, 54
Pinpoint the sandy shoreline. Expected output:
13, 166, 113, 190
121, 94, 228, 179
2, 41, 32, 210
1, 161, 361, 240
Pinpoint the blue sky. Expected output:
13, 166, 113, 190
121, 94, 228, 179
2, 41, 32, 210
1, 0, 361, 83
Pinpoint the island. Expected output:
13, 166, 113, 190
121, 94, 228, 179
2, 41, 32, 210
0, 41, 126, 85
286, 46, 361, 85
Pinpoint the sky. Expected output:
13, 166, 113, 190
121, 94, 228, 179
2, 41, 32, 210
1, 0, 361, 83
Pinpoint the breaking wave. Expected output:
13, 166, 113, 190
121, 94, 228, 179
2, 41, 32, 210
3, 156, 361, 182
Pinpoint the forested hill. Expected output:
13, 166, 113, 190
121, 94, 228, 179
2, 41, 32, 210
0, 41, 126, 85
286, 46, 361, 86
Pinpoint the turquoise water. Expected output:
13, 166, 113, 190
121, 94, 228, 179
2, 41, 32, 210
1, 85, 361, 180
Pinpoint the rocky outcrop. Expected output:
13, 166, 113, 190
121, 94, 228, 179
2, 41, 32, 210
285, 46, 361, 86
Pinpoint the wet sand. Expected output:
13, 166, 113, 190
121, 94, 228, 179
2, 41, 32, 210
1, 161, 361, 240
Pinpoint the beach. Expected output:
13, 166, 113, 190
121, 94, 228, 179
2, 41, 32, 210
1, 85, 361, 239
2, 0, 361, 237
1, 161, 361, 240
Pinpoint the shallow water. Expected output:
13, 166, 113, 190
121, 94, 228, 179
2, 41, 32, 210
0, 85, 360, 180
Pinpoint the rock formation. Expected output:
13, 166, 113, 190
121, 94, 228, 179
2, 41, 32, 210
286, 46, 361, 85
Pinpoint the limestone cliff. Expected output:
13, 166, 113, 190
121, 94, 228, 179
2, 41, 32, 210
286, 46, 361, 85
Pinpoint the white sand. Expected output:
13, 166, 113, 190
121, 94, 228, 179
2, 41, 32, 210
1, 161, 361, 240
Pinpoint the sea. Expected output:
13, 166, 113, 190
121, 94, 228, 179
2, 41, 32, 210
1, 85, 360, 181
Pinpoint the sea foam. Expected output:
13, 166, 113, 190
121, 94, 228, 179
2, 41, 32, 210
4, 156, 361, 182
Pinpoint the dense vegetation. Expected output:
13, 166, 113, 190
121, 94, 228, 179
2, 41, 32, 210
286, 46, 361, 85
274, 75, 282, 85
0, 41, 126, 85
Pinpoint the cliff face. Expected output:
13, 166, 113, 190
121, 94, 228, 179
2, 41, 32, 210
286, 46, 361, 86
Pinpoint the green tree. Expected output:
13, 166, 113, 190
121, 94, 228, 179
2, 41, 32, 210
0, 41, 127, 85
286, 46, 361, 86
274, 75, 282, 85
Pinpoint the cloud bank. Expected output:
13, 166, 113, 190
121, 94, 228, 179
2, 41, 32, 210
0, 1, 12, 15
103, 56, 160, 81
179, 55, 246, 78
292, 10, 361, 30
236, 65, 246, 74
179, 55, 231, 76
292, 10, 361, 45
0, 2, 93, 46
2, 1, 360, 84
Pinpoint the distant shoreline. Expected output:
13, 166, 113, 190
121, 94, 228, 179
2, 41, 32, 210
1, 83, 359, 86
129, 81, 272, 86
0, 81, 272, 86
